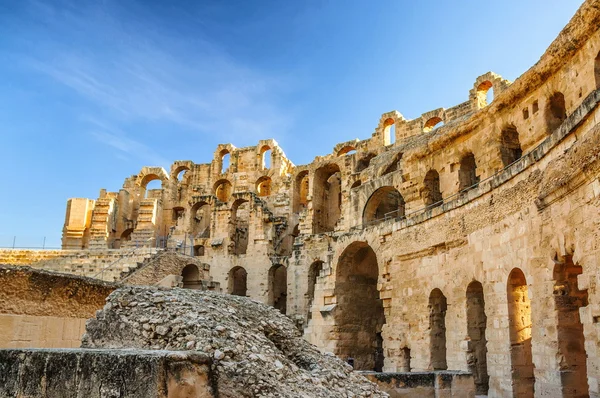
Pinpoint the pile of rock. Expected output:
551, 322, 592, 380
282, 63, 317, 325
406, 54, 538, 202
82, 286, 387, 398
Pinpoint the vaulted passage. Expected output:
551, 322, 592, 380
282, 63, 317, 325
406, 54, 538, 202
363, 186, 405, 224
313, 164, 342, 233
553, 255, 589, 397
429, 288, 447, 370
507, 268, 535, 398
466, 281, 489, 395
458, 153, 479, 191
546, 92, 567, 133
269, 264, 287, 314
334, 242, 385, 371
231, 199, 249, 255
423, 169, 442, 208
293, 171, 309, 213
228, 266, 247, 297
306, 261, 324, 320
181, 264, 202, 289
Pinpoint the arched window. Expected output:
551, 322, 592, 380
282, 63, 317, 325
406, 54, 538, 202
507, 268, 534, 398
337, 146, 356, 156
268, 265, 287, 314
214, 180, 232, 202
423, 117, 444, 133
260, 145, 272, 169
230, 199, 249, 255
293, 171, 309, 213
476, 81, 493, 108
423, 170, 442, 208
466, 281, 489, 395
174, 166, 190, 182
313, 164, 342, 233
181, 264, 202, 289
545, 92, 567, 133
140, 175, 162, 199
256, 176, 272, 197
383, 118, 396, 146
220, 150, 230, 174
429, 288, 447, 370
228, 266, 247, 296
458, 153, 479, 191
363, 186, 405, 224
500, 125, 522, 167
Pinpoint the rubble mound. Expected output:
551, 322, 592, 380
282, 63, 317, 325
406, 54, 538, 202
82, 286, 387, 398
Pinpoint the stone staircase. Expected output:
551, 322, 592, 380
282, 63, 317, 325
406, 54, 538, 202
88, 197, 116, 249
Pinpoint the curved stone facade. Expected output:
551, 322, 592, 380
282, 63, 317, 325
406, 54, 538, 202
60, 1, 600, 396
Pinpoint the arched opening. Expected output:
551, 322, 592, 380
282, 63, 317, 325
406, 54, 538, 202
260, 145, 272, 169
351, 180, 361, 189
476, 80, 493, 108
193, 245, 204, 256
595, 51, 600, 89
220, 150, 230, 174
181, 264, 202, 289
256, 176, 272, 197
141, 175, 163, 199
172, 206, 185, 225
293, 171, 309, 213
400, 347, 411, 372
231, 199, 249, 255
466, 281, 489, 395
383, 118, 396, 146
507, 268, 535, 398
355, 153, 376, 173
423, 117, 444, 133
174, 166, 190, 182
423, 169, 442, 208
334, 242, 385, 371
306, 260, 324, 319
553, 255, 589, 397
268, 264, 287, 314
214, 180, 232, 202
313, 164, 342, 233
381, 152, 403, 176
363, 186, 405, 224
337, 146, 357, 156
117, 228, 134, 248
500, 125, 523, 167
458, 153, 479, 191
228, 266, 247, 297
190, 202, 211, 238
429, 288, 448, 370
545, 92, 567, 133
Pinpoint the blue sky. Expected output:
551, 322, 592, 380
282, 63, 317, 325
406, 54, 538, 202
0, 0, 583, 248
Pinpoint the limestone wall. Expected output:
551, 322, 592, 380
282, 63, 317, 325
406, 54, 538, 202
0, 266, 116, 349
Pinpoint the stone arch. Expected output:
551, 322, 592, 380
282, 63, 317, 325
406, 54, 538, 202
429, 288, 448, 370
458, 152, 479, 191
214, 179, 232, 202
181, 264, 202, 289
268, 264, 287, 314
230, 199, 250, 255
256, 176, 272, 197
171, 163, 191, 181
500, 125, 522, 167
220, 149, 231, 174
355, 153, 376, 173
422, 169, 442, 208
552, 255, 589, 397
470, 72, 511, 110
383, 118, 396, 146
545, 92, 567, 133
507, 268, 535, 398
306, 260, 324, 319
312, 163, 342, 233
189, 201, 211, 238
116, 228, 134, 248
363, 186, 405, 224
333, 241, 385, 371
136, 167, 169, 189
337, 145, 357, 156
293, 170, 309, 213
423, 116, 444, 132
466, 281, 489, 395
259, 145, 272, 169
228, 266, 247, 297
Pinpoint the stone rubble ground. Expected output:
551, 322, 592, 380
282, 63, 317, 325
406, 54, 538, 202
82, 286, 388, 398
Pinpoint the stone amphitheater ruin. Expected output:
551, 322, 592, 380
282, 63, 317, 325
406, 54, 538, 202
3, 1, 600, 397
